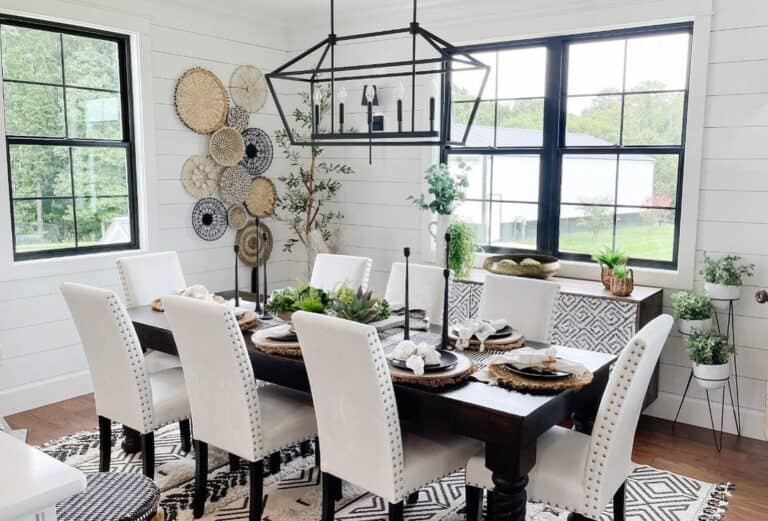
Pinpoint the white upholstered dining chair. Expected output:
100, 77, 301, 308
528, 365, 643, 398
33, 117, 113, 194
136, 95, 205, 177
464, 314, 674, 521
60, 283, 191, 480
292, 311, 481, 521
163, 296, 317, 520
309, 253, 373, 292
478, 273, 560, 343
384, 262, 447, 325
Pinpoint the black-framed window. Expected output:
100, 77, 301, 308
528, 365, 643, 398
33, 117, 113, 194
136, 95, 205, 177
444, 23, 692, 269
1, 15, 138, 260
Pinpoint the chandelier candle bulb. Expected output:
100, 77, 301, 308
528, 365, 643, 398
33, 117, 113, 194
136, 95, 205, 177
404, 246, 411, 340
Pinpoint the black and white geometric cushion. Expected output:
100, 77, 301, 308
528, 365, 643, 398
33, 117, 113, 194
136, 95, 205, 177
57, 472, 160, 521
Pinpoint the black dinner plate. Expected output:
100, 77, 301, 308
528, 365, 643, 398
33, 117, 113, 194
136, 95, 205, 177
389, 349, 458, 372
267, 329, 298, 342
392, 307, 428, 319
505, 364, 571, 379
451, 324, 515, 340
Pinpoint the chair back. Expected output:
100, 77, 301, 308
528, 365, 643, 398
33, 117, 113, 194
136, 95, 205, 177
309, 253, 372, 292
384, 262, 448, 325
582, 314, 673, 518
292, 311, 405, 502
477, 273, 560, 342
162, 295, 263, 461
116, 251, 186, 307
60, 283, 154, 432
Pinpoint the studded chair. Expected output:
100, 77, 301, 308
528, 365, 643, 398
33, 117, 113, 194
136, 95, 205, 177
163, 296, 317, 520
464, 314, 674, 521
384, 262, 448, 325
293, 311, 482, 521
477, 273, 560, 343
309, 253, 373, 292
60, 283, 191, 480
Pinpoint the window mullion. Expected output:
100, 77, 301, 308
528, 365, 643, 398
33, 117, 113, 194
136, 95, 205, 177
539, 39, 564, 255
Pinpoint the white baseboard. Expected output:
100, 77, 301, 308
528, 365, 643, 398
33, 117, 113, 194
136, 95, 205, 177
645, 391, 767, 441
0, 371, 93, 416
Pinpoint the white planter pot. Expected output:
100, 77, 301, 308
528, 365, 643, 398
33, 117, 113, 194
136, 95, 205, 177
430, 214, 453, 263
693, 360, 731, 390
705, 282, 741, 310
678, 317, 713, 335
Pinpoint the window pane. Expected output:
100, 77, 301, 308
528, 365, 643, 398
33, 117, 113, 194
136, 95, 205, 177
454, 200, 490, 245
13, 199, 75, 252
566, 95, 621, 145
560, 154, 617, 204
452, 52, 495, 101
559, 204, 615, 255
491, 155, 540, 202
9, 145, 71, 198
3, 83, 65, 136
75, 197, 131, 246
449, 154, 490, 200
72, 147, 128, 196
567, 39, 624, 95
63, 34, 120, 90
622, 92, 684, 146
615, 208, 674, 261
496, 99, 543, 147
491, 202, 537, 249
66, 88, 122, 139
452, 100, 494, 146
1, 25, 62, 83
625, 33, 689, 92
617, 154, 679, 207
497, 47, 546, 98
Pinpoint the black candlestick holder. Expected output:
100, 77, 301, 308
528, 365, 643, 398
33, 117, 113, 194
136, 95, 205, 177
258, 231, 273, 320
252, 217, 263, 314
403, 246, 411, 340
234, 244, 240, 307
441, 232, 451, 350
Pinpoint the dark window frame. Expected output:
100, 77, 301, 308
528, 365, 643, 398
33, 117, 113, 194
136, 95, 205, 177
443, 22, 693, 270
1, 14, 138, 261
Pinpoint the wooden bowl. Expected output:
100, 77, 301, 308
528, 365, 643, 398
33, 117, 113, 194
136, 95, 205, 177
483, 254, 560, 279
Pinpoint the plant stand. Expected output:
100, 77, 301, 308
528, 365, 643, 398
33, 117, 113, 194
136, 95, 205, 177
712, 298, 741, 435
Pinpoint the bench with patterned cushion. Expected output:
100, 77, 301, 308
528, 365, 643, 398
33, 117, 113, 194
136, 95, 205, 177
57, 472, 161, 521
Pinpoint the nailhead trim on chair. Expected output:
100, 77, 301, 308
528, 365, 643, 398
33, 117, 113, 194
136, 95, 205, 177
116, 260, 135, 308
361, 259, 373, 292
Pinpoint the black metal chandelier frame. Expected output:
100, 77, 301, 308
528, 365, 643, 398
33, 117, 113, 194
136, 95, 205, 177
265, 0, 490, 148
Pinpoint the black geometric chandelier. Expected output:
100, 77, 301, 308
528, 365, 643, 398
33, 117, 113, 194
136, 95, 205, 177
266, 0, 489, 154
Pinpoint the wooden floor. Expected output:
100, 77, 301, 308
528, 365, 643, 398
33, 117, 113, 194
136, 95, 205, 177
6, 395, 767, 520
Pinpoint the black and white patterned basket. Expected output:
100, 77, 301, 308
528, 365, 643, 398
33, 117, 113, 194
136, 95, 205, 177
57, 472, 160, 521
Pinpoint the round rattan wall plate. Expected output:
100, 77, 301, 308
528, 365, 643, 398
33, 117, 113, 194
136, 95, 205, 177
227, 204, 248, 230
229, 65, 268, 113
236, 220, 273, 266
174, 68, 229, 134
192, 197, 228, 241
227, 106, 249, 132
180, 155, 222, 198
210, 127, 245, 166
219, 165, 251, 205
240, 128, 273, 176
244, 177, 276, 218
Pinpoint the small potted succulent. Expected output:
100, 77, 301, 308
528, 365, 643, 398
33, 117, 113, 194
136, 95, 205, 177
687, 330, 734, 390
671, 291, 714, 335
266, 285, 329, 322
700, 253, 755, 309
609, 263, 634, 297
594, 246, 627, 290
329, 286, 391, 324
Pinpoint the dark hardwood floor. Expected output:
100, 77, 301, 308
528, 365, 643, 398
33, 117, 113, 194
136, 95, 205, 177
6, 395, 765, 520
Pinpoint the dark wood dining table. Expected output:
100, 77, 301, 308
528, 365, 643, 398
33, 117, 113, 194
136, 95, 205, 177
130, 290, 616, 521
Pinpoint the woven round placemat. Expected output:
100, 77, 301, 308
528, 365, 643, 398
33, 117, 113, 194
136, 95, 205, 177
251, 328, 302, 358
389, 353, 476, 389
245, 177, 276, 217
174, 68, 228, 134
448, 330, 525, 351
181, 154, 222, 198
236, 220, 273, 266
488, 364, 593, 394
219, 165, 251, 205
230, 65, 268, 113
210, 127, 246, 166
151, 294, 227, 312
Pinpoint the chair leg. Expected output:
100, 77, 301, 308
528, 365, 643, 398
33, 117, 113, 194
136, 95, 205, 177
141, 432, 155, 480
300, 439, 312, 457
249, 460, 264, 521
179, 420, 191, 453
613, 481, 626, 521
465, 485, 483, 521
268, 451, 281, 475
388, 501, 404, 521
229, 453, 240, 472
193, 440, 208, 519
98, 416, 111, 472
321, 472, 338, 521
314, 437, 321, 467
407, 491, 419, 504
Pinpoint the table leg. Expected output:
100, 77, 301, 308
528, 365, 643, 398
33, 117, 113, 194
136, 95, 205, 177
489, 473, 528, 521
485, 443, 535, 521
572, 367, 609, 435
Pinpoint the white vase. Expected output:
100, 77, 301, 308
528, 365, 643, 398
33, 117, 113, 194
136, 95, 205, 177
693, 359, 731, 390
705, 282, 741, 310
430, 214, 453, 263
678, 317, 713, 335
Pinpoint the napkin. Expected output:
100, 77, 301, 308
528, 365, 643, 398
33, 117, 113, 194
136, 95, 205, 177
387, 339, 441, 376
228, 299, 257, 314
182, 284, 211, 299
491, 347, 588, 376
486, 319, 508, 332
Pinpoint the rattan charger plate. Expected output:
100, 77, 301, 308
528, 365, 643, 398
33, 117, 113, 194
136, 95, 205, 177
447, 330, 525, 351
389, 353, 476, 389
488, 364, 593, 394
245, 177, 276, 217
175, 68, 228, 134
151, 294, 227, 312
251, 327, 302, 358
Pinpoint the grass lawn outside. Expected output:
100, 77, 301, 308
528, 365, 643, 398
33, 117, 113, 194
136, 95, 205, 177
559, 223, 674, 261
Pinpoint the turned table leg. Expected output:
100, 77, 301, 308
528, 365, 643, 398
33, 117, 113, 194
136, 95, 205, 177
489, 473, 529, 521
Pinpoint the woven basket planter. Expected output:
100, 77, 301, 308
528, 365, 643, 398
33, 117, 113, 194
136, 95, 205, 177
610, 269, 634, 297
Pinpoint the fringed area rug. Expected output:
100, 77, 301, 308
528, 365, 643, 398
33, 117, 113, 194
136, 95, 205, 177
40, 424, 730, 521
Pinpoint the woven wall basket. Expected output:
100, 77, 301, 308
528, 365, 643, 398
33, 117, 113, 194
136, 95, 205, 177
192, 197, 228, 241
240, 127, 273, 176
227, 204, 248, 230
180, 155, 222, 199
236, 220, 273, 266
245, 177, 277, 218
174, 68, 229, 134
210, 127, 246, 166
229, 65, 268, 113
219, 165, 252, 205
227, 105, 249, 132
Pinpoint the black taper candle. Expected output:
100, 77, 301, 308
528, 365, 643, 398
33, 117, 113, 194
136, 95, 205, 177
429, 96, 435, 132
441, 232, 451, 349
367, 101, 373, 164
339, 102, 344, 133
403, 246, 411, 340
260, 231, 273, 319
254, 217, 262, 313
397, 99, 403, 133
314, 104, 320, 133
234, 244, 240, 307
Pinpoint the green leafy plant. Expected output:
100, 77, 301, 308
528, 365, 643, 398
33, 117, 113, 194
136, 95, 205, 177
408, 161, 470, 215
671, 291, 713, 320
687, 330, 734, 365
700, 253, 755, 286
593, 246, 627, 268
265, 287, 298, 315
446, 221, 479, 278
329, 286, 391, 324
265, 284, 329, 315
612, 264, 631, 279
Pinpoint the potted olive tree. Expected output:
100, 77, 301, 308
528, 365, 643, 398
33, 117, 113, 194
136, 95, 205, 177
687, 330, 734, 390
671, 291, 714, 335
594, 246, 627, 290
700, 253, 755, 309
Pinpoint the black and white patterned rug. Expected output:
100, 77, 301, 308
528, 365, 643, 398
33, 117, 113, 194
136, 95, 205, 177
40, 423, 730, 521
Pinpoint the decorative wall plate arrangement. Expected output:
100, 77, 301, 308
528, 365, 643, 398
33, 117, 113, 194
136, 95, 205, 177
236, 220, 273, 266
240, 127, 273, 176
229, 65, 268, 113
192, 197, 228, 241
180, 155, 222, 198
245, 177, 277, 218
209, 127, 246, 166
174, 68, 229, 134
219, 165, 252, 205
226, 105, 249, 132
227, 204, 248, 230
